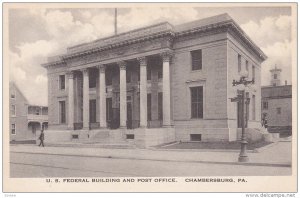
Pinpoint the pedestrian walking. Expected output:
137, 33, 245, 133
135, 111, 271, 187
38, 129, 45, 147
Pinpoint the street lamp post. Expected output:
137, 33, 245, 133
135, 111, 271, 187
231, 72, 254, 162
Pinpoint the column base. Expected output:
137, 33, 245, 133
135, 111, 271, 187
163, 124, 173, 128
82, 127, 90, 130
119, 126, 127, 129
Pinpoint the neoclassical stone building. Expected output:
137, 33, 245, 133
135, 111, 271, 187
42, 13, 267, 147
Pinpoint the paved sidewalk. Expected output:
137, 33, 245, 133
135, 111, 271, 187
9, 140, 291, 167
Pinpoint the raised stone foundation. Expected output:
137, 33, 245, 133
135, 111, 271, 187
43, 127, 176, 148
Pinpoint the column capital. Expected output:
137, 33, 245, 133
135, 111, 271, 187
118, 61, 126, 70
137, 57, 147, 66
97, 65, 106, 73
160, 52, 173, 62
81, 68, 89, 76
66, 71, 74, 79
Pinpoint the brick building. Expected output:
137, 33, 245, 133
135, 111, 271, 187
42, 13, 267, 147
261, 67, 292, 135
9, 82, 48, 142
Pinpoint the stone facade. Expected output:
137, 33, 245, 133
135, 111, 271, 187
43, 13, 266, 147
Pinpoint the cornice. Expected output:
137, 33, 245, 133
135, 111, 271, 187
175, 20, 267, 62
42, 59, 66, 68
63, 31, 175, 60
43, 18, 267, 68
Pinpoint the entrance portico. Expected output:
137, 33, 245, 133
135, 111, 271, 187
66, 53, 172, 133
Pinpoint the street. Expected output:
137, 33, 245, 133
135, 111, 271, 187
10, 147, 291, 177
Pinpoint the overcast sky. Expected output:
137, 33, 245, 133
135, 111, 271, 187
8, 5, 293, 106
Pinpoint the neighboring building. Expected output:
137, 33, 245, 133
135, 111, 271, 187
9, 82, 48, 141
261, 67, 292, 135
42, 13, 267, 147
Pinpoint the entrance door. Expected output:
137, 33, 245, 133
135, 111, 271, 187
89, 99, 96, 123
127, 102, 132, 129
106, 98, 112, 128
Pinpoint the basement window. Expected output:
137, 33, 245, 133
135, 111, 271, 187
190, 134, 202, 141
126, 134, 134, 139
72, 134, 79, 139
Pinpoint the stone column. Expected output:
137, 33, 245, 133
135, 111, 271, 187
119, 61, 127, 129
98, 65, 107, 128
82, 68, 89, 130
161, 52, 172, 127
67, 71, 74, 129
138, 57, 147, 128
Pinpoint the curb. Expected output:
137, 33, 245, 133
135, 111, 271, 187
149, 148, 243, 153
11, 150, 291, 168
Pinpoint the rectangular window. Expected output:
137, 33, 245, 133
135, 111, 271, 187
277, 107, 281, 114
190, 134, 201, 141
126, 134, 134, 139
158, 92, 163, 120
35, 108, 40, 115
274, 74, 277, 79
238, 54, 241, 72
263, 101, 268, 110
246, 60, 249, 71
190, 86, 203, 118
11, 124, 16, 135
191, 49, 202, 70
147, 66, 151, 80
11, 90, 15, 99
59, 101, 66, 124
11, 105, 16, 116
252, 95, 256, 120
59, 75, 65, 90
252, 65, 255, 81
147, 94, 152, 121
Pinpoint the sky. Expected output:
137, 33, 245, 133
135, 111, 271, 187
8, 5, 293, 106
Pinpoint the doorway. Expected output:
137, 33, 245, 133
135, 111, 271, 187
89, 99, 96, 123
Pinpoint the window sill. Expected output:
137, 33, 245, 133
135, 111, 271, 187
191, 69, 202, 72
190, 118, 204, 120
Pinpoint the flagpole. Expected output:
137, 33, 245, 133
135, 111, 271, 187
114, 8, 117, 35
